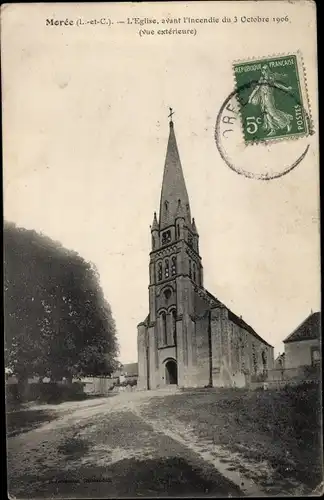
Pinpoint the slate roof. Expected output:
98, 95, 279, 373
283, 312, 321, 344
227, 309, 273, 347
203, 288, 273, 348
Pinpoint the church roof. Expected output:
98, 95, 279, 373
202, 288, 273, 347
283, 311, 321, 344
227, 309, 273, 347
159, 120, 191, 230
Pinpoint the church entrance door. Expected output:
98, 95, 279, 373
165, 360, 178, 385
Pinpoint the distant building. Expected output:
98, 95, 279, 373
283, 312, 321, 369
137, 116, 274, 390
274, 353, 285, 369
112, 363, 138, 381
122, 363, 138, 377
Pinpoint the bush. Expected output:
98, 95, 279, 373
38, 382, 85, 403
116, 378, 137, 389
5, 381, 86, 405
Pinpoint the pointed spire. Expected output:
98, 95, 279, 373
192, 217, 197, 234
176, 198, 186, 218
159, 117, 191, 229
151, 211, 158, 232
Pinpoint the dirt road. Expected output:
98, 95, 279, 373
7, 390, 243, 499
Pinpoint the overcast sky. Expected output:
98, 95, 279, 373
3, 2, 320, 363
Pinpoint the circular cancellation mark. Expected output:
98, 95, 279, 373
214, 82, 312, 181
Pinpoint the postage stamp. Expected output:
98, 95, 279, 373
233, 54, 312, 145
214, 86, 311, 181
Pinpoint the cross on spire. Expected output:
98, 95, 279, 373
168, 107, 175, 123
159, 110, 191, 230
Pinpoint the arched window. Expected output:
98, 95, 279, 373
162, 230, 171, 245
176, 224, 180, 239
171, 256, 177, 276
239, 337, 245, 371
164, 200, 169, 212
262, 351, 267, 371
171, 309, 177, 345
252, 344, 257, 374
193, 262, 196, 282
157, 262, 162, 281
164, 259, 169, 279
161, 312, 167, 344
152, 234, 155, 249
189, 259, 192, 278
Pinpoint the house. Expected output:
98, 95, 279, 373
283, 311, 321, 369
122, 363, 138, 378
274, 353, 285, 369
112, 363, 138, 383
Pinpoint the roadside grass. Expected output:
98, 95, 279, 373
6, 409, 58, 437
141, 383, 322, 490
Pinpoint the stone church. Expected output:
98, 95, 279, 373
137, 117, 274, 390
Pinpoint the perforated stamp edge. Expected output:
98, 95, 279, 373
232, 51, 314, 147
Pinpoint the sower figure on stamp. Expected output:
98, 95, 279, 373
248, 64, 293, 136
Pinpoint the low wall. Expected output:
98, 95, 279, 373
5, 381, 85, 404
79, 377, 118, 395
77, 376, 138, 395
250, 365, 321, 390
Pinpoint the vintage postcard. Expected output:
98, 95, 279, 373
2, 1, 322, 498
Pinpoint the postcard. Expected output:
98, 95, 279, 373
2, 1, 322, 498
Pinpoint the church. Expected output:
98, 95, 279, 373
137, 114, 274, 390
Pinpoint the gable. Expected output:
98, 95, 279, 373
283, 312, 321, 344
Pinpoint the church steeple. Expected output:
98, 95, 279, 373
192, 217, 197, 234
151, 211, 158, 231
159, 114, 191, 230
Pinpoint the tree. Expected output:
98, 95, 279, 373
4, 221, 119, 385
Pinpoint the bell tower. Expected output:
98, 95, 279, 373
137, 110, 275, 391
149, 112, 203, 289
138, 111, 204, 389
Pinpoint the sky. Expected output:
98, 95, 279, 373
3, 2, 320, 363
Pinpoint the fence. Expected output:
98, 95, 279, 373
250, 365, 321, 390
5, 374, 139, 403
5, 381, 85, 404
79, 377, 118, 395
76, 376, 138, 395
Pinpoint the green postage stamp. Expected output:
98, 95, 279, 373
233, 54, 312, 144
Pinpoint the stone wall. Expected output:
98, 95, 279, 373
209, 311, 274, 388
137, 322, 148, 390
192, 312, 210, 387
285, 338, 320, 369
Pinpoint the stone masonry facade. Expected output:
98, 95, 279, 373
137, 118, 274, 390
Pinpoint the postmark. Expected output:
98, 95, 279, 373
215, 83, 311, 181
233, 53, 312, 145
215, 51, 314, 181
